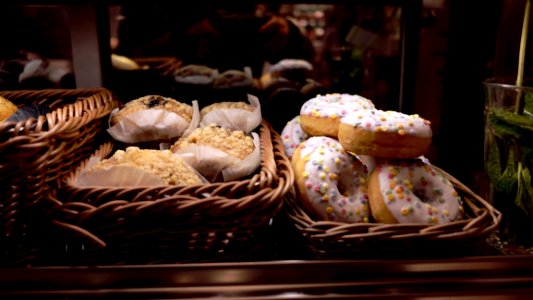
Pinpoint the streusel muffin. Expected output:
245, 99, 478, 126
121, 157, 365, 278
171, 124, 260, 181
77, 146, 202, 187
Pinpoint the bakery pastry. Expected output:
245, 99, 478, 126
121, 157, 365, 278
291, 136, 370, 223
0, 96, 18, 122
107, 95, 199, 144
199, 94, 262, 133
171, 124, 255, 160
171, 124, 260, 181
260, 59, 313, 89
174, 64, 218, 85
213, 69, 253, 89
76, 146, 202, 187
299, 93, 375, 138
338, 109, 432, 159
368, 159, 464, 224
111, 95, 193, 126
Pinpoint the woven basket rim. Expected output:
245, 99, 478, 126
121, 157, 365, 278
0, 88, 116, 137
47, 121, 294, 249
285, 164, 502, 243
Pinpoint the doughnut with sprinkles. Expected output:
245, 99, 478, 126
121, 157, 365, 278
299, 93, 375, 138
281, 116, 309, 159
292, 136, 370, 223
368, 159, 464, 224
338, 109, 432, 159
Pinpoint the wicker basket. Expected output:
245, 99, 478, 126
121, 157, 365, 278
0, 88, 116, 265
283, 166, 502, 259
45, 121, 294, 265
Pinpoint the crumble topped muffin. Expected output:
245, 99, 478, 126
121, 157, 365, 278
200, 101, 254, 116
171, 124, 254, 160
198, 94, 262, 133
86, 146, 201, 186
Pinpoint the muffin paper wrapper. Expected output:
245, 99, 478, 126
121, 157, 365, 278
174, 132, 261, 182
222, 132, 261, 181
107, 100, 200, 143
174, 69, 219, 84
75, 158, 166, 187
75, 152, 209, 187
200, 94, 262, 133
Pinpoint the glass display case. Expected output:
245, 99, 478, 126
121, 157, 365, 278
1, 0, 533, 298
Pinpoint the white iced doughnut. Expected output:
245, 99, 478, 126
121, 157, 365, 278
281, 116, 309, 159
339, 109, 432, 158
299, 93, 375, 138
292, 136, 370, 223
368, 159, 464, 224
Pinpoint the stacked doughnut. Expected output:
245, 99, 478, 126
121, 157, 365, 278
283, 93, 464, 225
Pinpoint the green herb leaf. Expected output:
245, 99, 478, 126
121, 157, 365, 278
524, 92, 533, 115
489, 109, 533, 139
495, 149, 518, 195
487, 139, 502, 184
515, 163, 533, 216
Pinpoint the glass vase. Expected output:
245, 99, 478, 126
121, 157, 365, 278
483, 77, 533, 247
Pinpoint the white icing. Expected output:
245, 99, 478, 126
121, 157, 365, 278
375, 160, 463, 224
341, 109, 432, 138
356, 154, 376, 174
281, 116, 309, 159
300, 93, 375, 120
298, 136, 370, 223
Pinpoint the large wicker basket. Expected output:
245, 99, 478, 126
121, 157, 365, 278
283, 166, 502, 259
0, 88, 116, 265
44, 121, 293, 265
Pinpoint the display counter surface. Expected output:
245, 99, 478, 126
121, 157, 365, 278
1, 255, 533, 299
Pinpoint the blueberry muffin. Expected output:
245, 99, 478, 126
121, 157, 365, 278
111, 95, 193, 126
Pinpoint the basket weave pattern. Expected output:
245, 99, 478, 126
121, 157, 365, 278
46, 121, 294, 265
284, 166, 502, 259
0, 89, 116, 265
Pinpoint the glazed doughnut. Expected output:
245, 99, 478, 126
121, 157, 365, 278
368, 159, 464, 224
281, 116, 309, 159
292, 136, 370, 223
338, 109, 432, 158
299, 93, 375, 138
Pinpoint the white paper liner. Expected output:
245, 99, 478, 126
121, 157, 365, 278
182, 100, 200, 137
269, 59, 313, 72
213, 67, 254, 88
175, 69, 219, 84
174, 132, 261, 182
199, 94, 262, 133
107, 100, 200, 143
75, 152, 210, 187
222, 132, 261, 181
75, 157, 166, 187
